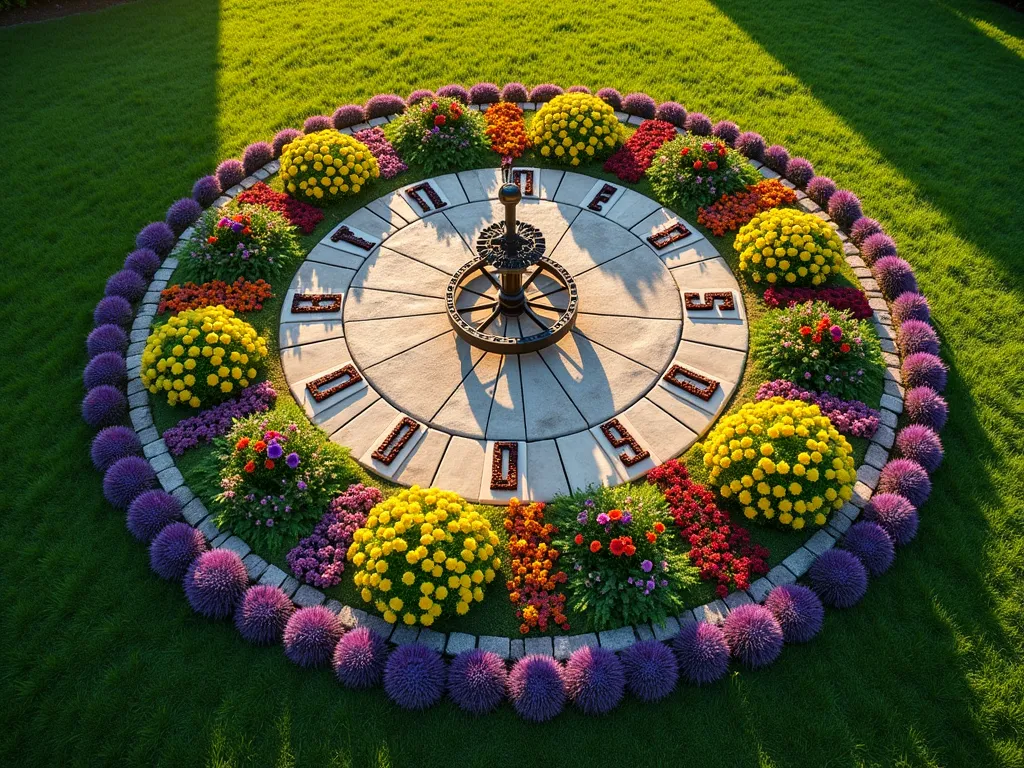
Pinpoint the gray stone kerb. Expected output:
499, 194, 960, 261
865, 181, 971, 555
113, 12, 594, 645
119, 107, 909, 659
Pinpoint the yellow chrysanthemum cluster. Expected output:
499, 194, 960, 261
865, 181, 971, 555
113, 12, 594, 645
140, 306, 267, 408
527, 93, 626, 166
733, 208, 845, 286
347, 487, 501, 627
279, 130, 379, 203
702, 397, 856, 530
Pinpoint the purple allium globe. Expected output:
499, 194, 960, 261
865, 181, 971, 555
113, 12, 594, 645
878, 457, 932, 507
671, 621, 730, 685
860, 232, 898, 265
407, 89, 434, 105
897, 319, 940, 357
873, 256, 918, 299
83, 351, 127, 390
383, 643, 446, 710
528, 83, 564, 103
242, 141, 273, 175
567, 84, 592, 94
271, 128, 302, 158
150, 521, 206, 581
93, 295, 133, 329
809, 548, 868, 609
469, 82, 501, 105
364, 93, 406, 119
136, 221, 175, 256
896, 423, 944, 473
333, 626, 388, 689
842, 521, 895, 576
827, 190, 863, 229
904, 386, 949, 431
302, 114, 333, 134
764, 584, 824, 644
124, 247, 161, 280
191, 175, 221, 206
215, 159, 245, 190
103, 455, 157, 509
90, 425, 142, 471
622, 91, 656, 119
87, 323, 129, 358
850, 216, 883, 246
763, 144, 790, 175
185, 548, 248, 620
126, 489, 181, 542
806, 175, 837, 207
902, 352, 948, 392
447, 649, 508, 715
166, 196, 203, 235
83, 384, 128, 429
785, 157, 814, 187
104, 269, 147, 303
564, 645, 625, 715
596, 87, 623, 110
235, 584, 294, 645
283, 605, 342, 667
722, 604, 784, 670
620, 639, 679, 702
436, 83, 470, 103
684, 111, 713, 136
863, 493, 919, 547
331, 105, 364, 129
892, 291, 931, 325
712, 120, 740, 145
500, 82, 529, 103
735, 131, 766, 160
508, 655, 565, 723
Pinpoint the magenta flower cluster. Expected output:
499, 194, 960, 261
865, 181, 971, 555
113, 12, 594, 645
352, 127, 408, 179
162, 381, 277, 456
755, 379, 880, 438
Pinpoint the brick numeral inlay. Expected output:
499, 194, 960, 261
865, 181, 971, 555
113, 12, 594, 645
588, 183, 618, 212
512, 170, 535, 197
291, 293, 342, 314
371, 417, 419, 465
684, 291, 735, 311
330, 225, 376, 251
663, 365, 720, 402
306, 364, 362, 403
490, 441, 519, 490
647, 222, 692, 250
405, 182, 446, 212
600, 419, 650, 467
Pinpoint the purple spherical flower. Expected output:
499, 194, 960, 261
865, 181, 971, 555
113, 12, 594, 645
271, 128, 302, 158
215, 159, 245, 190
469, 82, 501, 105
136, 221, 175, 256
735, 131, 765, 160
508, 654, 565, 722
83, 384, 128, 429
436, 83, 470, 103
93, 295, 133, 329
127, 489, 181, 542
904, 386, 949, 431
622, 92, 656, 119
242, 141, 273, 175
235, 584, 293, 645
850, 216, 883, 246
283, 605, 342, 666
873, 256, 918, 299
185, 548, 248, 619
722, 604, 784, 670
897, 319, 940, 357
842, 521, 895, 576
655, 98, 687, 125
809, 548, 868, 609
124, 247, 161, 280
331, 105, 364, 129
88, 323, 129, 358
192, 174, 221, 206
828, 190, 863, 229
785, 157, 814, 187
672, 621, 730, 685
501, 82, 529, 103
896, 423, 944, 473
407, 89, 434, 105
902, 352, 947, 392
764, 584, 824, 644
448, 648, 507, 715
84, 351, 126, 390
892, 292, 931, 325
564, 646, 625, 715
333, 626, 388, 688
620, 639, 678, 701
596, 87, 623, 110
149, 522, 206, 581
806, 175, 837, 207
104, 269, 147, 303
364, 93, 406, 119
383, 643, 446, 710
166, 197, 203, 235
528, 83, 564, 103
567, 84, 592, 94
90, 425, 142, 471
684, 112, 712, 136
712, 120, 740, 145
763, 144, 790, 175
103, 455, 157, 509
860, 232, 898, 266
863, 493, 918, 547
302, 114, 333, 134
878, 458, 932, 507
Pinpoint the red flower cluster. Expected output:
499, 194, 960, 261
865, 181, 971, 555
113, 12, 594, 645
236, 182, 324, 234
696, 178, 797, 236
603, 119, 678, 182
430, 98, 463, 127
158, 277, 273, 315
648, 459, 769, 598
504, 499, 569, 634
762, 285, 872, 320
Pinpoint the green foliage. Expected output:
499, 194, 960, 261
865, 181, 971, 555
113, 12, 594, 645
647, 134, 760, 209
383, 97, 489, 175
181, 204, 303, 283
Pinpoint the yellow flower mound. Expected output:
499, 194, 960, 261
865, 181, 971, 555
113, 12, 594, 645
702, 397, 856, 530
347, 487, 501, 626
527, 93, 627, 166
733, 208, 845, 287
279, 130, 379, 204
140, 305, 268, 408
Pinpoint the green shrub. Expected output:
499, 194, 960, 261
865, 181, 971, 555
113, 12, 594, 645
648, 134, 760, 209
384, 96, 490, 175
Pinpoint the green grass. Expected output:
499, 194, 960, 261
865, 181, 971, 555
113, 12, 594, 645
1, 0, 1023, 766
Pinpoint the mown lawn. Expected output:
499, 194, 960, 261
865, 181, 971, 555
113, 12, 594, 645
1, 0, 1023, 766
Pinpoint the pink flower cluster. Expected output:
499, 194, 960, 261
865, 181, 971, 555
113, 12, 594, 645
162, 382, 277, 455
352, 127, 407, 179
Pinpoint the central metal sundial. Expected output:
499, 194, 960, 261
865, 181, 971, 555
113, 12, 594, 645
445, 163, 579, 354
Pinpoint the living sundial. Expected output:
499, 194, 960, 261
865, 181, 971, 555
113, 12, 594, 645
279, 164, 749, 503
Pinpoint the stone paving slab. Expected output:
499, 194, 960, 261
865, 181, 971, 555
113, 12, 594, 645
293, 585, 325, 607
605, 188, 662, 230
578, 178, 625, 216
652, 616, 680, 641
305, 242, 367, 271
350, 247, 453, 299
318, 385, 381, 437
445, 632, 477, 656
343, 288, 445, 322
358, 412, 427, 480
747, 578, 774, 603
378, 214, 475, 274
278, 319, 345, 351
534, 169, 564, 201
518, 352, 588, 440
692, 599, 729, 625
457, 168, 503, 202
393, 428, 450, 488
259, 564, 287, 588
280, 337, 353, 393
346, 312, 454, 369
509, 638, 526, 660
572, 313, 680, 373
547, 210, 644, 274
590, 412, 659, 481
416, 628, 447, 654
783, 547, 817, 577
571, 246, 683, 320
621, 396, 700, 465
523, 438, 570, 501
332, 397, 401, 463
599, 625, 637, 652
432, 435, 487, 501
478, 635, 511, 659
554, 633, 599, 660
524, 636, 554, 657
632, 208, 705, 255
340, 207, 399, 244
556, 429, 627, 492
477, 440, 528, 505
552, 171, 599, 206
431, 352, 503, 440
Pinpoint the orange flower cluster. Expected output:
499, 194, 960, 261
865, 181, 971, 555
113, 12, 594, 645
504, 499, 569, 634
697, 178, 797, 236
484, 102, 531, 159
158, 277, 273, 315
